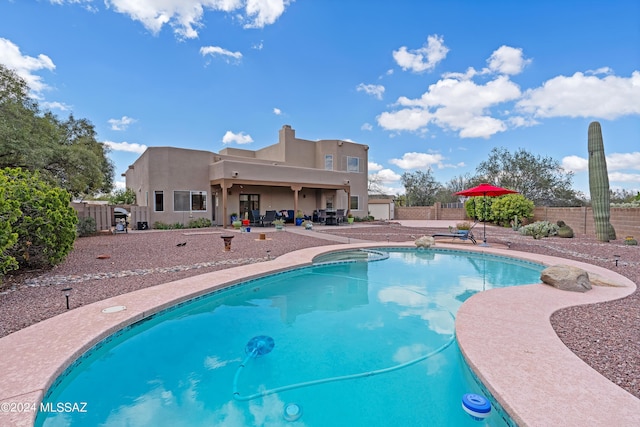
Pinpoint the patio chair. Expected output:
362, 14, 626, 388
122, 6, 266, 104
335, 209, 345, 225
432, 222, 478, 244
260, 210, 277, 227
318, 209, 327, 224
249, 209, 262, 226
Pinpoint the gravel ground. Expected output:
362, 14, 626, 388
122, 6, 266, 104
1, 223, 638, 399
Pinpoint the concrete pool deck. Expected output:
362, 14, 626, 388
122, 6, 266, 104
0, 239, 638, 426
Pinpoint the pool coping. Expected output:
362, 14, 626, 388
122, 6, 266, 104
0, 242, 638, 426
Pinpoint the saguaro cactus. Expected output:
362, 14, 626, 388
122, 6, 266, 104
588, 121, 616, 242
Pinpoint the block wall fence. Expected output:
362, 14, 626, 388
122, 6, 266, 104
394, 204, 640, 239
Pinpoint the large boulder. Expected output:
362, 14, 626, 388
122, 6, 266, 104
589, 273, 626, 287
540, 265, 592, 292
415, 236, 435, 248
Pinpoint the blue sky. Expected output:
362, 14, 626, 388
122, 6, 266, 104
1, 0, 639, 196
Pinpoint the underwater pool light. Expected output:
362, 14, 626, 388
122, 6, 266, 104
283, 403, 303, 421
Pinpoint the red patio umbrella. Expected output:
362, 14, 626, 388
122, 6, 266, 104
455, 183, 518, 246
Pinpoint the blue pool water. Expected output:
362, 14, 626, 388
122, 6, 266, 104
36, 249, 543, 427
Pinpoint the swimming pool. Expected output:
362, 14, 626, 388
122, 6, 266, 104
35, 248, 543, 426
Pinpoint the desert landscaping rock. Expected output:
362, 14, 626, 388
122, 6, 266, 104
541, 264, 592, 292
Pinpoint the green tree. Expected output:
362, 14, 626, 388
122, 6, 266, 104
475, 147, 584, 206
109, 188, 136, 205
0, 64, 114, 198
435, 173, 481, 203
1, 168, 77, 271
610, 189, 638, 204
401, 169, 442, 206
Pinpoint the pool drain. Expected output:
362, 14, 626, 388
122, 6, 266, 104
283, 403, 303, 421
245, 335, 275, 357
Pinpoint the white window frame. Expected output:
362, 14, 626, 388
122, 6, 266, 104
325, 154, 333, 171
347, 156, 360, 173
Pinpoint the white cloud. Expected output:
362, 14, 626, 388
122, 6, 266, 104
371, 168, 402, 182
108, 115, 137, 131
368, 161, 383, 172
517, 71, 640, 119
389, 152, 446, 170
273, 107, 281, 115
562, 152, 640, 174
106, 0, 238, 39
379, 74, 520, 138
378, 108, 433, 132
561, 151, 640, 183
486, 45, 531, 75
0, 38, 55, 93
200, 45, 243, 63
361, 122, 373, 131
104, 140, 148, 153
603, 152, 640, 170
356, 83, 385, 100
586, 67, 613, 76
561, 155, 588, 172
609, 172, 640, 183
104, 0, 290, 38
222, 130, 253, 144
41, 101, 71, 111
392, 34, 449, 73
243, 0, 291, 29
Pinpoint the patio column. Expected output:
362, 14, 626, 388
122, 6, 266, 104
345, 186, 351, 215
291, 185, 302, 216
221, 181, 233, 228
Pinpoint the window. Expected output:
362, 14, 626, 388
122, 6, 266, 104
174, 191, 207, 212
350, 195, 359, 210
347, 156, 360, 173
325, 155, 333, 171
239, 194, 259, 216
191, 191, 206, 211
154, 191, 164, 212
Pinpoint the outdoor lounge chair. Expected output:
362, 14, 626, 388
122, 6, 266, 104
249, 209, 262, 226
432, 222, 478, 244
260, 210, 277, 227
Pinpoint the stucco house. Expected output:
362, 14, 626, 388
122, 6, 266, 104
124, 125, 369, 228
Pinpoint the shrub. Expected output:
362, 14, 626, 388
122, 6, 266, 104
187, 218, 212, 228
490, 194, 534, 227
464, 196, 494, 222
556, 220, 574, 238
0, 179, 20, 276
152, 221, 187, 230
456, 221, 471, 230
519, 221, 559, 239
77, 217, 97, 237
1, 168, 77, 270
